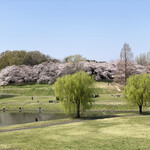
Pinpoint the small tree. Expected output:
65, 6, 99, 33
124, 74, 150, 114
53, 71, 95, 118
63, 54, 86, 63
62, 54, 86, 74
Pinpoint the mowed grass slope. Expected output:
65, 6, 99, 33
0, 115, 150, 150
0, 84, 54, 96
0, 82, 150, 149
0, 82, 122, 96
0, 95, 61, 111
0, 82, 150, 112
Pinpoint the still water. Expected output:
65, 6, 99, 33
0, 112, 68, 126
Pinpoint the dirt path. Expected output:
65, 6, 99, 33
115, 86, 121, 91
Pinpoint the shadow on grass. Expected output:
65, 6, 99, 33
79, 111, 150, 120
4, 82, 36, 86
80, 115, 117, 120
0, 94, 18, 99
8, 82, 51, 87
69, 112, 119, 120
141, 112, 150, 115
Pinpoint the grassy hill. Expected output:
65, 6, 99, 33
0, 82, 150, 149
0, 82, 122, 96
0, 115, 150, 150
0, 82, 150, 112
0, 84, 54, 96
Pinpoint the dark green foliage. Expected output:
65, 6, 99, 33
23, 51, 49, 66
0, 50, 51, 69
0, 50, 26, 69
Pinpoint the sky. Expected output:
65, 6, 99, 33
0, 0, 150, 62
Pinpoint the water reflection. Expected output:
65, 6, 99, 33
0, 112, 68, 126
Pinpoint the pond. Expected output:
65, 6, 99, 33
0, 112, 68, 126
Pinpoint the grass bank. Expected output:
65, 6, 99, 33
0, 82, 122, 96
0, 115, 150, 149
0, 84, 54, 96
0, 82, 150, 112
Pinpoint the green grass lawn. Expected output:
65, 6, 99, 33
0, 82, 122, 96
1, 94, 150, 112
1, 82, 150, 112
0, 115, 150, 150
0, 95, 61, 111
0, 82, 150, 149
0, 118, 73, 132
0, 84, 54, 96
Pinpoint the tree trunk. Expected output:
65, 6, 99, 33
76, 102, 80, 118
139, 105, 142, 114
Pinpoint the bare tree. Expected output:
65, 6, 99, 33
146, 51, 150, 63
145, 52, 150, 73
135, 52, 150, 73
114, 43, 135, 84
135, 53, 147, 66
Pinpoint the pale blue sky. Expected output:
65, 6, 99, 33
0, 0, 150, 61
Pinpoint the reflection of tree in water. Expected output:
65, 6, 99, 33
0, 113, 68, 126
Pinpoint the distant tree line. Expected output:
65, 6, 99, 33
0, 50, 59, 69
1, 47, 150, 86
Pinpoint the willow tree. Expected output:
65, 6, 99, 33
53, 71, 95, 118
124, 74, 150, 114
